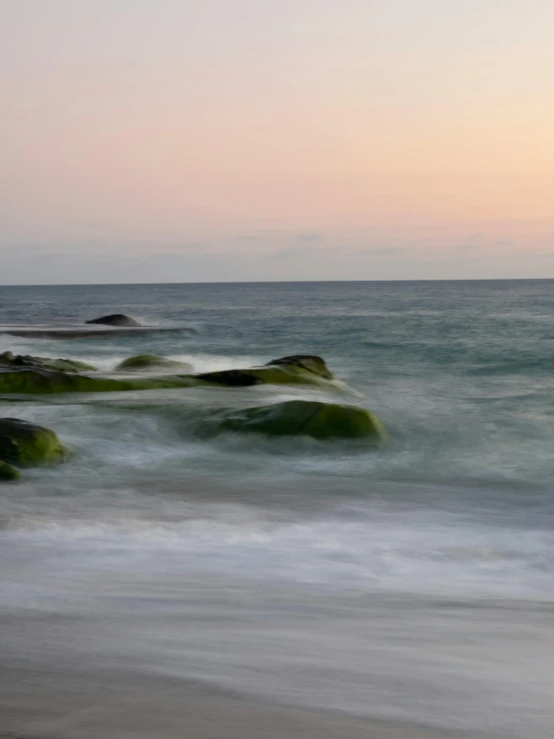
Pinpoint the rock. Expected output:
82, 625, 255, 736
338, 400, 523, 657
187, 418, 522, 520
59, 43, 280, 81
195, 369, 261, 387
116, 355, 193, 372
265, 355, 333, 379
0, 461, 20, 481
195, 355, 336, 387
0, 418, 69, 467
0, 351, 96, 373
0, 353, 336, 394
0, 368, 198, 395
0, 368, 122, 394
86, 314, 140, 327
207, 400, 387, 443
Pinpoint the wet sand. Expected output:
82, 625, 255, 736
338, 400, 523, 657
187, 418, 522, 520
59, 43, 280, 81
0, 574, 547, 739
0, 665, 493, 739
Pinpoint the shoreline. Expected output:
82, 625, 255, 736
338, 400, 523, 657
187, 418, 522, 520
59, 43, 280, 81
0, 666, 494, 739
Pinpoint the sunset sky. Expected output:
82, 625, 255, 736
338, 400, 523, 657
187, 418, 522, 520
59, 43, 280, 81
2, 0, 553, 283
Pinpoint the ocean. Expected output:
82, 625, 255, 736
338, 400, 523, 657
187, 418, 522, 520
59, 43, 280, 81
1, 280, 553, 738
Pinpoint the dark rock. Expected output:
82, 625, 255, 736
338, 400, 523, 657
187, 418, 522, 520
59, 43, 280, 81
195, 369, 261, 387
0, 351, 96, 373
265, 355, 333, 379
86, 314, 140, 327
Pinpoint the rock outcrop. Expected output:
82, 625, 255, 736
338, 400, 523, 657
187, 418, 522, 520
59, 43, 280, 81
195, 355, 335, 387
0, 355, 343, 394
265, 355, 333, 379
86, 314, 140, 327
0, 417, 69, 467
116, 355, 193, 372
205, 400, 387, 443
0, 368, 197, 394
0, 351, 96, 373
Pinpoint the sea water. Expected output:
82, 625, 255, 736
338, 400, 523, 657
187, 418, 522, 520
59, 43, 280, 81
1, 280, 553, 737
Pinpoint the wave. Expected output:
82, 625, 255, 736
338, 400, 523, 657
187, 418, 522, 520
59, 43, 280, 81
1, 492, 552, 601
467, 357, 554, 375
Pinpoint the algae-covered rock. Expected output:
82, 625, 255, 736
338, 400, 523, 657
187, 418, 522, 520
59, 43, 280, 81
0, 353, 336, 394
86, 314, 140, 327
116, 355, 193, 372
209, 400, 387, 443
0, 460, 20, 481
0, 418, 69, 467
0, 368, 123, 394
195, 355, 336, 388
0, 368, 198, 395
0, 351, 96, 373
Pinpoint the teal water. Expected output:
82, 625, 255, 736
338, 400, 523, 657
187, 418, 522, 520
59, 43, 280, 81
1, 280, 553, 737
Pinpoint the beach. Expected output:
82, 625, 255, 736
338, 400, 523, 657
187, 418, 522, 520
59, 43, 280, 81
1, 281, 553, 739
0, 658, 495, 739
4, 0, 554, 733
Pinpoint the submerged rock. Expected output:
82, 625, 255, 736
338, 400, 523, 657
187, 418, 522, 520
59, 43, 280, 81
0, 460, 20, 481
86, 314, 140, 327
116, 354, 193, 372
0, 351, 96, 373
195, 355, 336, 387
2, 327, 196, 339
0, 418, 69, 467
208, 400, 387, 443
0, 368, 197, 395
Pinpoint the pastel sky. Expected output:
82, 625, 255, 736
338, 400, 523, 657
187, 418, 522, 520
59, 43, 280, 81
1, 0, 553, 283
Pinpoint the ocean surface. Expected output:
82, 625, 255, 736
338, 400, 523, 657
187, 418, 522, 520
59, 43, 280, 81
1, 280, 553, 738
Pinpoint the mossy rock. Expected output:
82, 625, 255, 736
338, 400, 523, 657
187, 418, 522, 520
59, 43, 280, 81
0, 460, 20, 481
0, 418, 69, 467
0, 351, 96, 373
0, 368, 125, 394
195, 355, 335, 388
0, 368, 198, 395
116, 355, 193, 372
208, 400, 387, 443
0, 354, 336, 394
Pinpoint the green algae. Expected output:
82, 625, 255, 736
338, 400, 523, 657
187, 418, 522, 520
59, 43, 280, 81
116, 355, 193, 372
0, 368, 199, 395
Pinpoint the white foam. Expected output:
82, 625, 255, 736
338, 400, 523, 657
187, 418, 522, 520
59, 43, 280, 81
2, 501, 552, 602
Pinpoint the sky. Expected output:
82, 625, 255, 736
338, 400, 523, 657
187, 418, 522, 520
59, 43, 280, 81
1, 0, 553, 283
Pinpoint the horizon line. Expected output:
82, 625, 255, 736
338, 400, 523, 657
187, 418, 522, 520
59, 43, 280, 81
1, 277, 554, 288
